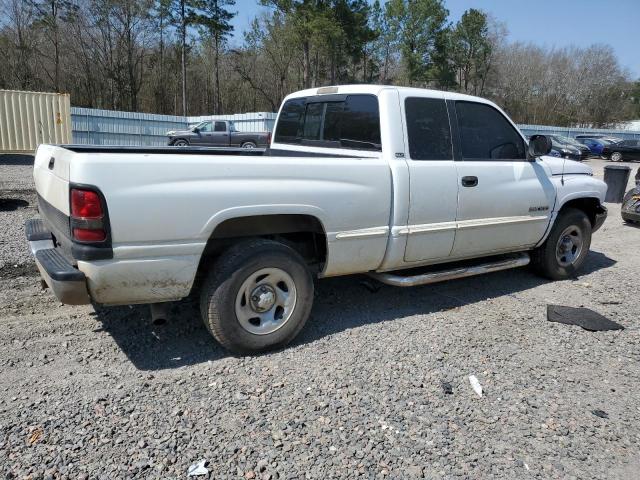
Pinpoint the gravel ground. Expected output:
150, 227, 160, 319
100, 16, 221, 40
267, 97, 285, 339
1, 154, 639, 479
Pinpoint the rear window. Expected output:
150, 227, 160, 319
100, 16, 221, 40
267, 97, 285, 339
274, 95, 381, 151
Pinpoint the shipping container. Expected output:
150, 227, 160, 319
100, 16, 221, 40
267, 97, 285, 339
0, 89, 72, 153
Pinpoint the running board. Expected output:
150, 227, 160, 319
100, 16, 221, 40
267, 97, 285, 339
369, 253, 531, 287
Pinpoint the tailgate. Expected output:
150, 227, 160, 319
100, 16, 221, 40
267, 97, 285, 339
33, 145, 75, 251
34, 144, 73, 215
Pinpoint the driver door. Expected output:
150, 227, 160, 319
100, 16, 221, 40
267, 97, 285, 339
450, 100, 555, 258
192, 121, 213, 145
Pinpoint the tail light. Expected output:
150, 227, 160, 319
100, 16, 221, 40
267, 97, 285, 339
266, 131, 272, 145
70, 188, 107, 242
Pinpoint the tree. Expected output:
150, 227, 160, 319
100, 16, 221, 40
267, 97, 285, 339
29, 0, 78, 92
451, 8, 492, 95
170, 0, 199, 115
192, 0, 235, 114
384, 0, 450, 86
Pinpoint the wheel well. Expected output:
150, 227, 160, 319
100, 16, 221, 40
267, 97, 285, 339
560, 197, 603, 227
192, 214, 327, 293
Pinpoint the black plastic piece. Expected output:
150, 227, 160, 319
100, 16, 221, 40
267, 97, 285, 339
547, 305, 623, 331
35, 248, 86, 282
71, 243, 113, 260
461, 176, 478, 187
25, 218, 52, 241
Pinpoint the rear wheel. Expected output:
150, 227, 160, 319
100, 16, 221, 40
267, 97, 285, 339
610, 151, 623, 162
241, 141, 257, 149
531, 208, 592, 280
200, 239, 314, 354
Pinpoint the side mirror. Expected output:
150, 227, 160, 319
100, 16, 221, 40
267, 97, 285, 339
192, 126, 200, 133
528, 134, 552, 159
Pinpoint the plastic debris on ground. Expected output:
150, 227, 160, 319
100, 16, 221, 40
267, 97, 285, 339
469, 375, 483, 397
592, 409, 609, 419
187, 459, 209, 477
546, 305, 624, 332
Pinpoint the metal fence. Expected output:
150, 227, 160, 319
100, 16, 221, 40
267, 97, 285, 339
71, 108, 277, 146
70, 106, 640, 147
518, 124, 640, 141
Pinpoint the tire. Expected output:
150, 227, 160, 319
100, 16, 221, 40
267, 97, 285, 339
610, 151, 623, 162
531, 208, 592, 280
200, 239, 314, 354
173, 139, 189, 147
241, 141, 257, 149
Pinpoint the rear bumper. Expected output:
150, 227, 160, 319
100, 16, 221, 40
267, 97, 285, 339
26, 219, 90, 305
593, 205, 608, 232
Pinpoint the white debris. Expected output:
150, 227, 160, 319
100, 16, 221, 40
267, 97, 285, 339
469, 375, 483, 397
187, 459, 209, 477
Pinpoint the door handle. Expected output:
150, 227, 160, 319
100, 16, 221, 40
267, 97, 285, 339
461, 176, 478, 187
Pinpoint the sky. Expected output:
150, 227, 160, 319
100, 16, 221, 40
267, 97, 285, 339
228, 0, 640, 79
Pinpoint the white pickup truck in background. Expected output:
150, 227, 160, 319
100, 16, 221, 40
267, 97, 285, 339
26, 85, 607, 353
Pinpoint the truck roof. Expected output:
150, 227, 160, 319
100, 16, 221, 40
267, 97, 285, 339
283, 84, 496, 106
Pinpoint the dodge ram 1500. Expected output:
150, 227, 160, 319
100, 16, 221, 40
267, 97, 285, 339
26, 85, 607, 353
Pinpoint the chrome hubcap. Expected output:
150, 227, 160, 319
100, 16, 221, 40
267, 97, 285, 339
611, 152, 622, 162
235, 267, 297, 335
556, 226, 583, 267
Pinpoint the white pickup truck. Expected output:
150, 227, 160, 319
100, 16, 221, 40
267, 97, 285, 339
27, 85, 607, 353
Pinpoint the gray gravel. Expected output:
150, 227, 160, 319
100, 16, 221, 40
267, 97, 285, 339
1, 155, 639, 479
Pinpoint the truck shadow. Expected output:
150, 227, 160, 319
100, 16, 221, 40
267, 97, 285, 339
94, 250, 615, 371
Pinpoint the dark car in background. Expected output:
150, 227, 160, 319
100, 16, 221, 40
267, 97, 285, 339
577, 137, 609, 156
602, 139, 640, 162
536, 134, 587, 161
575, 134, 624, 144
548, 135, 591, 161
167, 120, 270, 148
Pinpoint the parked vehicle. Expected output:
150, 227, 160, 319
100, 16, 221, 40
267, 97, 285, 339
27, 85, 608, 353
602, 139, 640, 162
577, 137, 609, 156
167, 120, 270, 148
575, 134, 624, 144
547, 135, 590, 161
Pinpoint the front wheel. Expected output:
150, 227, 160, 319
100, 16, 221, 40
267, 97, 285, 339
172, 139, 189, 147
531, 208, 592, 280
610, 151, 623, 162
200, 239, 314, 354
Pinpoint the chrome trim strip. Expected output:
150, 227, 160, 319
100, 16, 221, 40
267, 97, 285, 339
456, 215, 548, 230
335, 226, 390, 240
397, 216, 548, 236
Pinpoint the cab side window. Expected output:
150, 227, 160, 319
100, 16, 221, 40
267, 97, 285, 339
198, 122, 213, 132
214, 121, 226, 132
455, 101, 526, 160
405, 97, 453, 160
